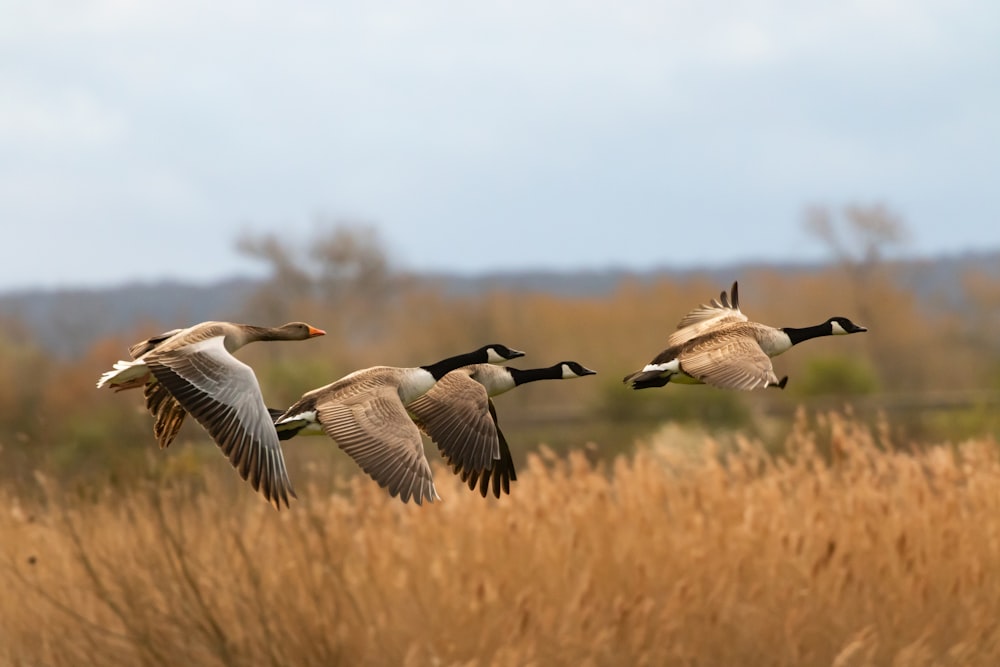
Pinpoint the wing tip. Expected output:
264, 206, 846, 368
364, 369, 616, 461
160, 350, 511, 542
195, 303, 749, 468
267, 483, 296, 510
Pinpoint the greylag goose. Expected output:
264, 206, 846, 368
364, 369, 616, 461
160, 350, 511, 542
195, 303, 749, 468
97, 321, 326, 508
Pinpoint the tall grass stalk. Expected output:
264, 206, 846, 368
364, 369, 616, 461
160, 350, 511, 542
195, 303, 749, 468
3, 412, 1000, 665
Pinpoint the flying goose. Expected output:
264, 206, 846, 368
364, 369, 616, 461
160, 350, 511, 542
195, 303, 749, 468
407, 361, 597, 498
271, 344, 525, 504
623, 282, 867, 391
97, 321, 326, 508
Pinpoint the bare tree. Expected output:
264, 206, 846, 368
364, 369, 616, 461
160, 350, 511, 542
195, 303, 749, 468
804, 203, 910, 312
804, 203, 908, 268
236, 220, 400, 340
803, 203, 911, 387
235, 233, 315, 322
310, 225, 395, 307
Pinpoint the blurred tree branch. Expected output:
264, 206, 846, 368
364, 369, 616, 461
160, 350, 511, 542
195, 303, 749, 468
803, 202, 910, 386
236, 220, 401, 340
803, 203, 908, 269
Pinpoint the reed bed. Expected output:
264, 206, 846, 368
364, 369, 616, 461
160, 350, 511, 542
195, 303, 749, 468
3, 412, 1000, 666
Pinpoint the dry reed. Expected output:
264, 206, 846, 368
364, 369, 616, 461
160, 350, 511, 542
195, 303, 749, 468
3, 412, 1000, 666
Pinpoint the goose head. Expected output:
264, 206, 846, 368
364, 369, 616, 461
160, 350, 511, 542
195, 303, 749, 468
276, 322, 326, 340
483, 344, 526, 364
559, 361, 597, 379
827, 317, 868, 335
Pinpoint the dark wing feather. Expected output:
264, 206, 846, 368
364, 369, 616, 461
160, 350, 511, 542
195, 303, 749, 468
459, 400, 516, 498
143, 382, 187, 449
129, 328, 184, 359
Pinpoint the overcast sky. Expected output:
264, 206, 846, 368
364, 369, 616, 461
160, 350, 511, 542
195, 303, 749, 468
2, 0, 998, 290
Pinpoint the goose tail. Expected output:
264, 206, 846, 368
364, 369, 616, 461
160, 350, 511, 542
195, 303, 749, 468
96, 359, 149, 391
622, 369, 671, 390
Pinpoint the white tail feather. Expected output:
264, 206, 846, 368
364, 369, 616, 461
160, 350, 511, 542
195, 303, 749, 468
96, 359, 148, 389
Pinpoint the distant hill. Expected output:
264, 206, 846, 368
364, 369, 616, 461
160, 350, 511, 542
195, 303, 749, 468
423, 251, 1000, 300
0, 279, 257, 358
2, 251, 997, 358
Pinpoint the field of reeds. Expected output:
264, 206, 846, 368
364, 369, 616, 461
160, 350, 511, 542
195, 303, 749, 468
3, 411, 1000, 666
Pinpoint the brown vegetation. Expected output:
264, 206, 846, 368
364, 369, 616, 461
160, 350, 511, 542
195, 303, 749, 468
3, 256, 995, 488
2, 225, 1000, 494
2, 223, 1000, 663
3, 413, 1000, 665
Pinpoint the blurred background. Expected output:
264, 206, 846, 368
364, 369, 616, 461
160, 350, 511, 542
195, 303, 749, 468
7, 5, 1000, 664
2, 0, 1000, 489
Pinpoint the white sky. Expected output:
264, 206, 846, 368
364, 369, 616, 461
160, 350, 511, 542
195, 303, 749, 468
2, 0, 998, 290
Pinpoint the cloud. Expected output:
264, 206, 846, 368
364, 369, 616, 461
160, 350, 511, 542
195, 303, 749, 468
0, 0, 998, 288
0, 80, 126, 149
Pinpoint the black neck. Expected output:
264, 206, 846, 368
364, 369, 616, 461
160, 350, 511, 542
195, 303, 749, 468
422, 349, 490, 380
782, 322, 833, 346
508, 365, 562, 386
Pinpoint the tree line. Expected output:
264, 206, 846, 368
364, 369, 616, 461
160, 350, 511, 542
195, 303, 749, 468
1, 211, 998, 491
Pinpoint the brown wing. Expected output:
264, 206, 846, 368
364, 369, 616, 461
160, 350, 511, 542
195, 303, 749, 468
143, 381, 187, 449
129, 328, 184, 359
668, 282, 748, 347
407, 369, 501, 473
460, 399, 516, 498
677, 330, 782, 391
316, 381, 438, 505
145, 335, 296, 509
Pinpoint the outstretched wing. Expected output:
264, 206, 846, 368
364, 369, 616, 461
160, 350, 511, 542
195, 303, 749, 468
145, 336, 296, 509
407, 369, 501, 473
316, 381, 438, 505
668, 282, 747, 347
129, 328, 184, 359
678, 331, 782, 391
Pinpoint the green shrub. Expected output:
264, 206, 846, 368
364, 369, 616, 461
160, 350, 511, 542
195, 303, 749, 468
794, 357, 879, 397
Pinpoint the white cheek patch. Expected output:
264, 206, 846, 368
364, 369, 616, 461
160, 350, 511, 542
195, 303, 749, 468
486, 348, 504, 363
561, 364, 575, 379
831, 321, 848, 335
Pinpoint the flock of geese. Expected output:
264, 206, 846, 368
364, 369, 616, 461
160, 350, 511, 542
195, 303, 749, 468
97, 281, 867, 508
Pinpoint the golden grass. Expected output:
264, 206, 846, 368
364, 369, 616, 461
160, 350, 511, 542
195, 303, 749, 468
4, 412, 1000, 666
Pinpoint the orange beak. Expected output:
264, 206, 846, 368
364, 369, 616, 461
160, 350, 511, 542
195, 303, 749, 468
308, 326, 326, 337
